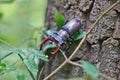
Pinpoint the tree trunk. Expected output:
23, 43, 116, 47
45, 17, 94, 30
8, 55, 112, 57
38, 0, 120, 80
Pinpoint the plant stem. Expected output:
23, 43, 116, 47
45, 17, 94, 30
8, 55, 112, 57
0, 52, 13, 62
60, 49, 68, 60
68, 61, 82, 67
0, 39, 14, 48
43, 1, 120, 80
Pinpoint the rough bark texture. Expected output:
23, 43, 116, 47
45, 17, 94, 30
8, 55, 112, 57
38, 0, 120, 80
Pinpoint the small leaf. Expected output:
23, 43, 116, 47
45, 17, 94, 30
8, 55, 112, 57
11, 48, 38, 75
16, 72, 26, 80
43, 43, 56, 52
81, 60, 99, 79
34, 50, 49, 62
43, 29, 57, 36
71, 30, 85, 41
0, 62, 16, 75
6, 61, 16, 71
55, 11, 66, 30
13, 49, 25, 55
0, 63, 6, 72
23, 58, 38, 75
11, 71, 26, 80
0, 13, 3, 20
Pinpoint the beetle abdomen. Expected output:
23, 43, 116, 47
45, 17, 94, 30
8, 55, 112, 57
62, 18, 81, 35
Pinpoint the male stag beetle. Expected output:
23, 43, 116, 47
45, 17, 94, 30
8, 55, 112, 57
40, 18, 82, 58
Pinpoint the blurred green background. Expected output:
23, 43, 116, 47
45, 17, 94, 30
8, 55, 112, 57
0, 0, 47, 80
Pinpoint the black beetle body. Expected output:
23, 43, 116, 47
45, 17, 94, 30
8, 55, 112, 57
40, 18, 82, 58
52, 18, 81, 45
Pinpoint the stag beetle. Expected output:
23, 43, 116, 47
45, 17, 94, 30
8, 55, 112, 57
40, 18, 82, 58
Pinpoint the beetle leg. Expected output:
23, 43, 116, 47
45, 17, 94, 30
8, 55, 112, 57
40, 37, 53, 50
40, 37, 61, 58
51, 44, 60, 58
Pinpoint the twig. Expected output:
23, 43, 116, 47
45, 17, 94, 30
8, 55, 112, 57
43, 60, 67, 80
43, 1, 120, 80
0, 39, 14, 48
68, 61, 82, 67
60, 49, 68, 60
69, 36, 87, 59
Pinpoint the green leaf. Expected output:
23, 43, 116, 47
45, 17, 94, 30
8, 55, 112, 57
6, 61, 16, 70
42, 43, 56, 59
43, 43, 56, 52
13, 48, 48, 62
0, 62, 16, 75
0, 47, 48, 75
23, 58, 38, 75
81, 60, 99, 79
11, 48, 38, 75
20, 48, 48, 75
43, 29, 57, 36
55, 11, 66, 30
33, 50, 49, 62
11, 71, 26, 80
17, 73, 26, 80
15, 49, 38, 75
71, 30, 85, 41
13, 49, 25, 55
0, 13, 3, 20
0, 63, 6, 72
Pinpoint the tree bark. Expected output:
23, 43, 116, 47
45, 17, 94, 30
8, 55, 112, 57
38, 0, 120, 80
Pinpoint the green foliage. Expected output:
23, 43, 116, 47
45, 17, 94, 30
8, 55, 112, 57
0, 0, 14, 3
0, 46, 48, 76
0, 0, 47, 80
0, 63, 6, 73
18, 49, 39, 75
55, 11, 66, 30
33, 50, 49, 62
43, 28, 57, 36
0, 12, 3, 20
43, 42, 56, 52
0, 46, 48, 62
0, 62, 16, 75
81, 60, 99, 79
58, 61, 99, 80
15, 49, 48, 74
71, 30, 86, 41
23, 58, 38, 75
11, 71, 26, 80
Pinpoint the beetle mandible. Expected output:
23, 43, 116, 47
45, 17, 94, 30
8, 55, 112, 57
40, 18, 82, 58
